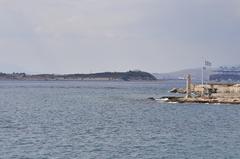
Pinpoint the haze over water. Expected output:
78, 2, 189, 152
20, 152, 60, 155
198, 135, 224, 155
1, 80, 240, 158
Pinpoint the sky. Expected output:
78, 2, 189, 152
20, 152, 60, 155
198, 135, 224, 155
0, 0, 240, 74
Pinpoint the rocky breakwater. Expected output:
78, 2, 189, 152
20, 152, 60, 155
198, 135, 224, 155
153, 74, 240, 105
160, 96, 240, 104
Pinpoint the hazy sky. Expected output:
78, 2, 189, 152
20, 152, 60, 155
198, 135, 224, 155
0, 0, 240, 73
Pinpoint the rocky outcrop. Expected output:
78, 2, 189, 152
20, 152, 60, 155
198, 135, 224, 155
163, 83, 240, 104
159, 96, 240, 104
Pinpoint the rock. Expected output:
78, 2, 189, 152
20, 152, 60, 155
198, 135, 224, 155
169, 88, 186, 94
159, 96, 240, 104
148, 97, 155, 100
169, 88, 178, 93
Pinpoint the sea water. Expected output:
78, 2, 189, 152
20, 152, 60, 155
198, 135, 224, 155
0, 80, 240, 159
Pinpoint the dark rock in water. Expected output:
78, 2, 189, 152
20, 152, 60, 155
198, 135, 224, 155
160, 96, 181, 102
148, 97, 155, 100
169, 88, 186, 94
169, 88, 178, 93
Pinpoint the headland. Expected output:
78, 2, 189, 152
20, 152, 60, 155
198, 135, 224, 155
0, 71, 157, 81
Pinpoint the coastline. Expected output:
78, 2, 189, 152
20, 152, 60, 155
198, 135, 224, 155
155, 74, 240, 105
0, 71, 157, 82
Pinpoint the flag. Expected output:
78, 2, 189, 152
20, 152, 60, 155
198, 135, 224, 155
205, 60, 212, 66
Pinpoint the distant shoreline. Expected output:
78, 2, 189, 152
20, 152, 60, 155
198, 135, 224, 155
0, 71, 157, 81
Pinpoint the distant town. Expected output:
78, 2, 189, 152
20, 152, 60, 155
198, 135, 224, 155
154, 66, 240, 82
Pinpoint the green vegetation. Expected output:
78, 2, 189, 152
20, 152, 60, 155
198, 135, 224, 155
0, 71, 157, 81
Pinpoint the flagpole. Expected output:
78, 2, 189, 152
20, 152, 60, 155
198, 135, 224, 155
202, 59, 205, 86
201, 60, 205, 97
202, 60, 212, 97
202, 66, 204, 86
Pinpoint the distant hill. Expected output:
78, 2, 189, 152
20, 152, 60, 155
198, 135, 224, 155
57, 71, 157, 81
0, 71, 157, 81
153, 68, 211, 81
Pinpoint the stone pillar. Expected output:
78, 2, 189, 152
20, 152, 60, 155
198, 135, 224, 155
186, 74, 192, 98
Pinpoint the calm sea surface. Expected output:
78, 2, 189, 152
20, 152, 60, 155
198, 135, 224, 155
1, 80, 240, 159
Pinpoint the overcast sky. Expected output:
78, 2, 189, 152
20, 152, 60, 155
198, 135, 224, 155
0, 0, 240, 74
